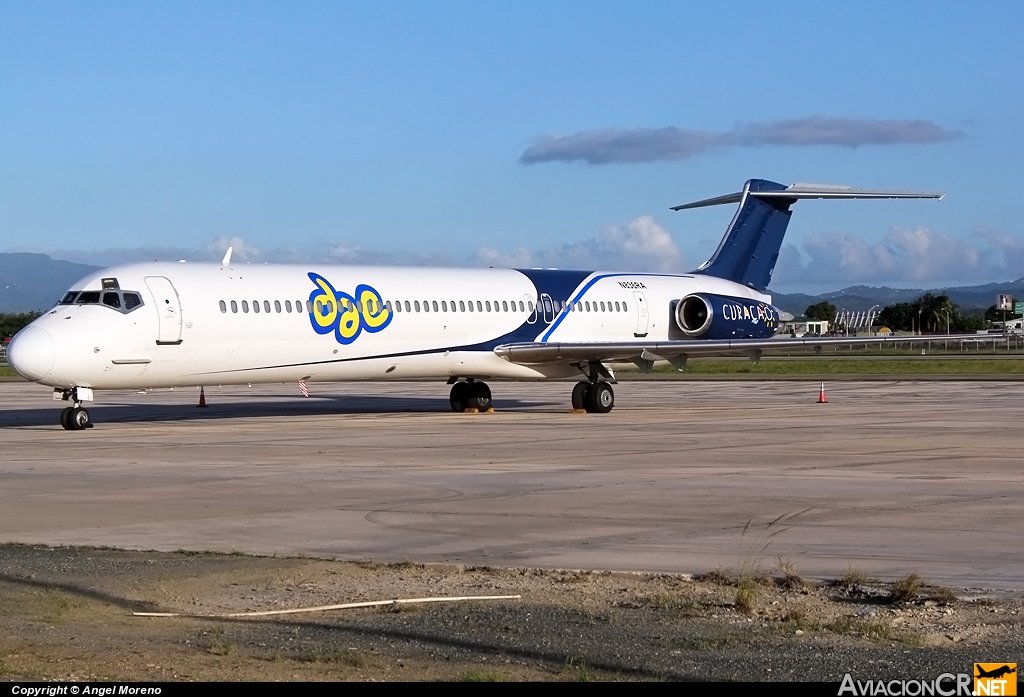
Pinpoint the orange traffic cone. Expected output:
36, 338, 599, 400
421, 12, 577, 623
197, 386, 208, 408
817, 382, 827, 404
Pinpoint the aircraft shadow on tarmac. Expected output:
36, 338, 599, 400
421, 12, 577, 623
0, 394, 544, 428
0, 572, 160, 613
241, 615, 699, 681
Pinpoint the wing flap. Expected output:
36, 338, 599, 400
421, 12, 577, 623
495, 335, 964, 364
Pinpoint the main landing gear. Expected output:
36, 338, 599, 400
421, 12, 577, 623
571, 380, 615, 413
449, 376, 614, 414
450, 380, 492, 412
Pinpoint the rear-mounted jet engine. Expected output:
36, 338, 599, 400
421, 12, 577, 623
675, 293, 781, 340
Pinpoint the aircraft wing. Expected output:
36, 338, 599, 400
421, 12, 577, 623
494, 334, 970, 368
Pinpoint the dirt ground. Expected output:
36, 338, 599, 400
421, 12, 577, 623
0, 544, 1020, 682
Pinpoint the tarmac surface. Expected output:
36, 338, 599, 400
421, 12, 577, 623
1, 379, 1021, 589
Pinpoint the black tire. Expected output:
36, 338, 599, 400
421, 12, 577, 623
465, 381, 492, 411
449, 382, 468, 412
586, 381, 614, 414
69, 406, 91, 430
60, 407, 73, 430
571, 382, 590, 410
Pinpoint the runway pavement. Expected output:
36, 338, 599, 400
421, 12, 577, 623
1, 379, 1021, 588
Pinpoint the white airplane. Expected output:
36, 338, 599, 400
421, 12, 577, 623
7, 178, 944, 430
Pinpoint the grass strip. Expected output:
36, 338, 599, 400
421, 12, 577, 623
650, 358, 1024, 375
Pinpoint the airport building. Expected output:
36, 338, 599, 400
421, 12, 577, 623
780, 320, 830, 337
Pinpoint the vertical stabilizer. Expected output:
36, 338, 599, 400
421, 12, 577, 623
690, 179, 792, 292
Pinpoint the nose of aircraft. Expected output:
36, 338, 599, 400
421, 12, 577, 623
7, 325, 55, 382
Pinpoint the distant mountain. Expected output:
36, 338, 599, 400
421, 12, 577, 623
0, 253, 100, 312
771, 279, 1024, 316
766, 292, 822, 315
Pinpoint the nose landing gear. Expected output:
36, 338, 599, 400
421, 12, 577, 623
60, 405, 92, 430
56, 387, 94, 430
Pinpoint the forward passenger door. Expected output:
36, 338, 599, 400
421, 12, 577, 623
145, 276, 183, 345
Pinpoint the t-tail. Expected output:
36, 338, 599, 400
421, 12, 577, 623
672, 179, 944, 292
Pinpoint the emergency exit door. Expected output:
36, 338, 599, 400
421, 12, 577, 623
633, 291, 649, 337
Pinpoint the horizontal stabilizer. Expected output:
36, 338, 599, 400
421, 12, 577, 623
755, 184, 945, 201
670, 192, 743, 211
671, 183, 943, 210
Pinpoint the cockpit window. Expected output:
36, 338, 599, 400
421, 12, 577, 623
76, 291, 101, 304
58, 289, 143, 313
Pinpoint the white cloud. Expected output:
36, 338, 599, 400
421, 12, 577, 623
205, 235, 262, 262
474, 246, 534, 268
774, 225, 1023, 285
474, 215, 682, 272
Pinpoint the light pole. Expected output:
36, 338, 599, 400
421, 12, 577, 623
867, 304, 879, 335
938, 309, 950, 351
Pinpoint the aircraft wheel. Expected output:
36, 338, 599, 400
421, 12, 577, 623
68, 406, 92, 430
586, 381, 614, 414
465, 381, 492, 411
571, 382, 590, 410
449, 382, 469, 412
60, 407, 73, 430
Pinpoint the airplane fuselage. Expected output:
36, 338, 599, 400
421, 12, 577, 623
12, 262, 774, 390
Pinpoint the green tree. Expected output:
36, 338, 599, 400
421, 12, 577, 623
878, 294, 972, 333
955, 312, 986, 332
804, 301, 837, 322
877, 302, 916, 331
0, 312, 42, 341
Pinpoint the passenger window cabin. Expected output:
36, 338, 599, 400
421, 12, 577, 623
216, 292, 632, 322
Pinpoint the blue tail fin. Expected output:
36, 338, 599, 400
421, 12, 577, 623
672, 178, 945, 292
690, 179, 792, 292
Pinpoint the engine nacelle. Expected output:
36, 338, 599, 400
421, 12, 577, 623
674, 293, 781, 339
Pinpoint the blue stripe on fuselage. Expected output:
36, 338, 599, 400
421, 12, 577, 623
537, 272, 694, 342
450, 269, 592, 351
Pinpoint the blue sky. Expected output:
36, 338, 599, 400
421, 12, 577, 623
1, 2, 1022, 291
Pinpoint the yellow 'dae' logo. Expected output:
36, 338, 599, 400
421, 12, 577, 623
975, 664, 1017, 696
307, 273, 392, 345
